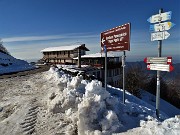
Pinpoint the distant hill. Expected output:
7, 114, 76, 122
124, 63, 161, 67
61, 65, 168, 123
0, 52, 35, 75
126, 61, 180, 81
0, 44, 35, 75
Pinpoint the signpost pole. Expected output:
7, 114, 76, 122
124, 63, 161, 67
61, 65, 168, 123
122, 51, 126, 104
156, 8, 163, 119
104, 45, 107, 90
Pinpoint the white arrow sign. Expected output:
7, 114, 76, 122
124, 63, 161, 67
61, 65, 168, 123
147, 11, 172, 23
150, 22, 175, 32
147, 64, 174, 72
151, 31, 170, 41
144, 57, 172, 64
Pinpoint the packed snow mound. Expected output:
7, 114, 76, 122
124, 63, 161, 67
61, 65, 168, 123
139, 115, 180, 135
78, 80, 122, 134
46, 67, 180, 135
0, 52, 34, 74
47, 68, 123, 134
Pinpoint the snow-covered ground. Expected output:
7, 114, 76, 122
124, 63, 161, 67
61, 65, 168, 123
0, 52, 34, 75
0, 67, 179, 135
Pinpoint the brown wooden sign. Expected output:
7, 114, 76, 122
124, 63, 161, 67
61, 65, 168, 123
101, 23, 131, 52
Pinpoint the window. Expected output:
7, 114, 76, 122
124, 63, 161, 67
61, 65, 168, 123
97, 71, 100, 78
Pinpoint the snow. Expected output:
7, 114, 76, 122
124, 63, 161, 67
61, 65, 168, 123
45, 67, 180, 135
0, 66, 179, 135
41, 44, 85, 52
73, 52, 118, 59
139, 116, 180, 135
117, 116, 180, 135
140, 90, 180, 117
0, 52, 35, 75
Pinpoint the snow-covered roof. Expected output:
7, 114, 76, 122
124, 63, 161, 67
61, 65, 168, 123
73, 52, 120, 59
41, 44, 89, 52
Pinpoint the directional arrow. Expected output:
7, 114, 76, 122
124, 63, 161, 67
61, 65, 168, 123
150, 22, 175, 32
147, 11, 172, 23
151, 31, 170, 41
144, 57, 172, 64
147, 64, 174, 72
101, 38, 105, 45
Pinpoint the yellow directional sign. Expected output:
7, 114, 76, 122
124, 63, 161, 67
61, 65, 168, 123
150, 22, 175, 32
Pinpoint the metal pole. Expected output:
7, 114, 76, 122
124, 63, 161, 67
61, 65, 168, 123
156, 8, 163, 118
78, 48, 81, 68
122, 51, 126, 104
104, 45, 107, 90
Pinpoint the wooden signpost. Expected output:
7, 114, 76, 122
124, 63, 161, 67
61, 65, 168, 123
101, 23, 131, 104
101, 23, 131, 52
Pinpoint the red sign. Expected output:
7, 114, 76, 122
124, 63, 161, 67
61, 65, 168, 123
101, 23, 131, 52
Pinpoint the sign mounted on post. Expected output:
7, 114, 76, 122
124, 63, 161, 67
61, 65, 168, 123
101, 23, 131, 52
147, 11, 172, 23
144, 57, 172, 64
151, 31, 170, 41
147, 64, 174, 72
150, 22, 175, 32
147, 9, 174, 119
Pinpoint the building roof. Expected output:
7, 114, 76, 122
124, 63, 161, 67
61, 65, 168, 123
41, 44, 89, 52
73, 52, 120, 59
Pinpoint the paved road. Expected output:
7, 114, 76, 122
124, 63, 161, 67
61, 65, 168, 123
0, 65, 50, 79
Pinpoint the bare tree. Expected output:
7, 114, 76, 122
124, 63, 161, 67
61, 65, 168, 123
0, 39, 10, 55
125, 66, 148, 98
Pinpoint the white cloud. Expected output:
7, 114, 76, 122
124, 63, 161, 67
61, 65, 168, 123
4, 38, 100, 60
2, 32, 100, 60
2, 33, 98, 43
2, 31, 179, 62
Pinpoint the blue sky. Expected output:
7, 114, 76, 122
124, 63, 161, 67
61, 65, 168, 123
0, 0, 179, 62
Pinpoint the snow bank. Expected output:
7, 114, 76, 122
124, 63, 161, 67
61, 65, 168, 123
138, 115, 180, 135
45, 67, 180, 135
78, 80, 122, 135
46, 67, 123, 134
0, 52, 34, 74
47, 67, 86, 115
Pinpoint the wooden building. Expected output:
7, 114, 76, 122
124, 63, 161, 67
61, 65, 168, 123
41, 44, 89, 64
